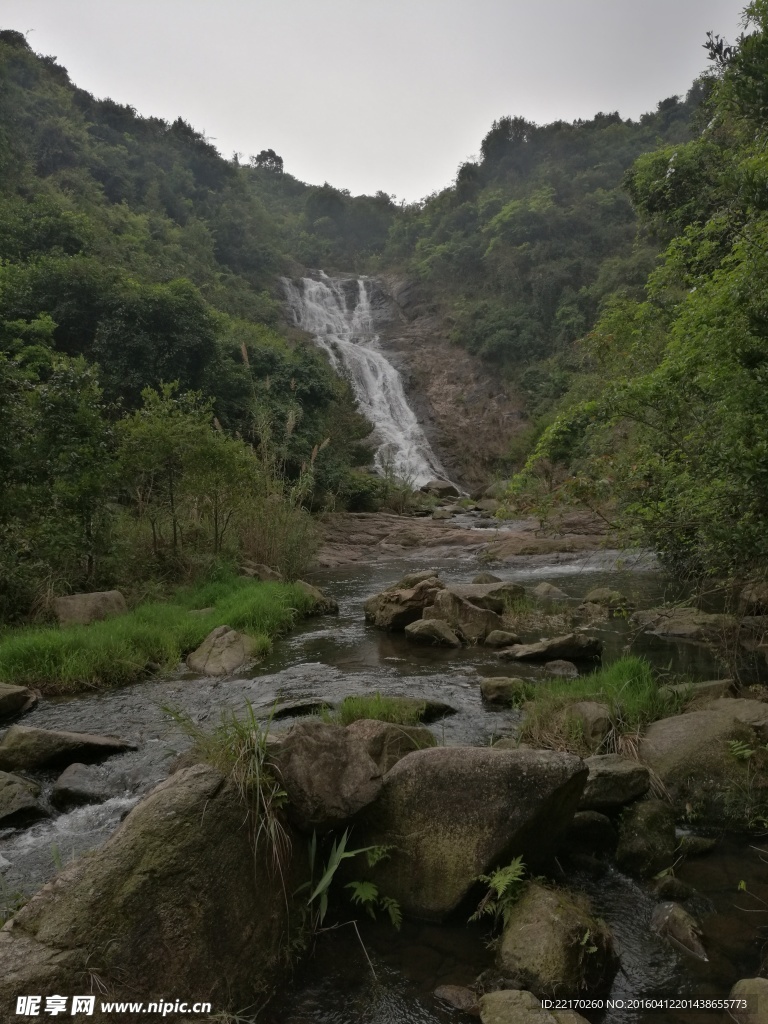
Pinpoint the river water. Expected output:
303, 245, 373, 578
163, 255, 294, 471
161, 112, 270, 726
2, 530, 767, 1024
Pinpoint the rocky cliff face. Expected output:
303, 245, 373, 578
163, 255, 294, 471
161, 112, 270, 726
368, 276, 526, 490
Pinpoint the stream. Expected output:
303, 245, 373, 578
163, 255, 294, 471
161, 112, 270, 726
2, 526, 767, 1024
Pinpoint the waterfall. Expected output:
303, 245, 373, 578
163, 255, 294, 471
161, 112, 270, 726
282, 272, 450, 488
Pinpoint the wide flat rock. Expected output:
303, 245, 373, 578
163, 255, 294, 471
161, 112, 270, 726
0, 726, 136, 772
499, 633, 602, 661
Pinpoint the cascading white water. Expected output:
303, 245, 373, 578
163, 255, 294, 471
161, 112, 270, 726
283, 272, 449, 488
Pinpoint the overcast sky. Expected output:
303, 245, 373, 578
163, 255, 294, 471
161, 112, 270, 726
3, 0, 746, 202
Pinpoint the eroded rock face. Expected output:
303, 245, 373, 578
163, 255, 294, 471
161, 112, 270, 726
499, 634, 602, 662
353, 746, 587, 921
404, 618, 461, 647
496, 882, 617, 998
345, 719, 436, 774
52, 590, 127, 626
0, 772, 48, 827
579, 754, 650, 811
269, 721, 382, 832
0, 765, 305, 1014
0, 726, 136, 772
0, 684, 37, 721
186, 625, 260, 677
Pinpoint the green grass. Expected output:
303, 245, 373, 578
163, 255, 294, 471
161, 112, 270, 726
322, 692, 427, 727
520, 655, 689, 754
0, 574, 318, 694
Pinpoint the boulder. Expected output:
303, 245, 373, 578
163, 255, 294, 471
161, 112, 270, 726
269, 721, 382, 832
0, 771, 48, 827
616, 799, 676, 878
729, 979, 768, 1024
0, 684, 37, 721
739, 583, 768, 615
448, 582, 525, 614
422, 479, 460, 497
432, 509, 453, 520
582, 588, 627, 608
240, 562, 283, 582
630, 607, 736, 642
345, 720, 436, 774
499, 634, 602, 662
532, 582, 569, 602
496, 882, 617, 998
434, 984, 480, 1014
404, 618, 461, 647
397, 569, 441, 589
476, 499, 502, 514
294, 580, 338, 615
578, 754, 650, 811
659, 679, 734, 702
480, 677, 530, 705
473, 572, 503, 584
424, 590, 503, 642
563, 702, 611, 748
52, 590, 127, 627
650, 875, 696, 902
544, 660, 578, 679
0, 726, 136, 772
480, 989, 590, 1024
650, 902, 708, 961
186, 625, 260, 676
563, 811, 618, 856
485, 631, 522, 648
364, 578, 443, 630
677, 834, 716, 857
51, 763, 124, 810
353, 746, 587, 921
0, 765, 304, 1011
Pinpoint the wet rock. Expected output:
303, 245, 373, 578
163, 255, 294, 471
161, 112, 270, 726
564, 811, 618, 856
650, 902, 708, 961
449, 582, 525, 614
532, 582, 569, 602
0, 771, 48, 826
346, 720, 436, 773
432, 508, 453, 520
630, 607, 736, 642
186, 625, 260, 676
659, 679, 734, 702
480, 989, 590, 1024
582, 587, 627, 609
579, 754, 650, 811
677, 834, 717, 857
240, 562, 282, 582
729, 978, 768, 1024
51, 763, 124, 810
397, 569, 441, 589
480, 677, 530, 705
544, 659, 578, 679
485, 631, 522, 648
616, 799, 676, 878
294, 580, 339, 614
404, 618, 461, 647
0, 765, 305, 1010
473, 572, 503, 584
739, 583, 768, 615
434, 984, 479, 1014
0, 726, 137, 772
650, 875, 695, 902
424, 589, 504, 642
422, 479, 460, 498
496, 882, 617, 998
52, 589, 127, 626
563, 702, 611, 748
0, 684, 37, 720
354, 746, 587, 921
269, 721, 382, 832
499, 634, 602, 662
364, 578, 443, 630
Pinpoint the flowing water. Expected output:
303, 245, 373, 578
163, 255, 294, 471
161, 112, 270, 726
282, 273, 449, 487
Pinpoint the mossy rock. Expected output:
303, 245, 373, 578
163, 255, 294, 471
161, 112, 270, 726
616, 799, 676, 878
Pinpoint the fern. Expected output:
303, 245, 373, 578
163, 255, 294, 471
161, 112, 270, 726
730, 739, 755, 760
470, 856, 526, 927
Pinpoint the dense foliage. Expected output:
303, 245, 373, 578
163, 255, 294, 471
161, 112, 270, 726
517, 1, 768, 580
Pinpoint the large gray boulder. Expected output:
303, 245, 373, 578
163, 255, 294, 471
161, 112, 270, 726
423, 589, 504, 642
579, 754, 650, 811
52, 590, 127, 626
269, 721, 382, 832
0, 765, 305, 1014
51, 763, 125, 810
499, 634, 602, 662
404, 618, 461, 647
353, 746, 587, 921
0, 684, 37, 721
496, 882, 617, 998
0, 771, 48, 827
364, 577, 443, 630
186, 625, 259, 676
0, 726, 136, 772
345, 719, 436, 774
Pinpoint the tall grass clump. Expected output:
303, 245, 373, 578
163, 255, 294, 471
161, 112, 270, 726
520, 656, 688, 755
323, 692, 426, 727
0, 574, 315, 694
